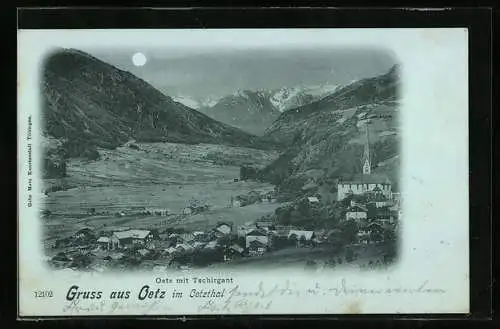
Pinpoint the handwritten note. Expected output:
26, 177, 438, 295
198, 279, 445, 313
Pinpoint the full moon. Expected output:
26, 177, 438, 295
132, 52, 147, 66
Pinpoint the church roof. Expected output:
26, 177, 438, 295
339, 173, 391, 185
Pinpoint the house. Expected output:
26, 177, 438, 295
287, 230, 315, 247
158, 233, 172, 241
155, 208, 170, 216
230, 196, 242, 208
391, 192, 401, 202
144, 208, 169, 216
307, 196, 320, 204
182, 207, 193, 215
179, 233, 195, 244
255, 221, 275, 230
224, 243, 245, 261
288, 230, 314, 241
248, 240, 267, 256
73, 228, 94, 240
314, 229, 327, 240
192, 242, 207, 249
274, 225, 292, 238
137, 249, 150, 257
374, 200, 393, 208
312, 237, 323, 245
357, 230, 371, 244
237, 226, 252, 238
204, 240, 219, 250
96, 236, 110, 250
245, 229, 269, 249
229, 243, 245, 254
215, 223, 232, 236
175, 243, 193, 253
192, 231, 210, 242
345, 204, 368, 221
110, 229, 153, 250
145, 240, 160, 250
164, 247, 177, 255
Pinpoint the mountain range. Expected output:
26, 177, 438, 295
41, 48, 400, 196
173, 85, 339, 135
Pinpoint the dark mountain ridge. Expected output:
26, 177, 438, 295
265, 65, 400, 145
254, 65, 401, 198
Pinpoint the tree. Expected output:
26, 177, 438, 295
70, 254, 92, 269
345, 249, 354, 263
326, 231, 344, 249
340, 220, 359, 244
150, 229, 160, 240
240, 165, 259, 181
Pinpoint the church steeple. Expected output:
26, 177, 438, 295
362, 123, 371, 174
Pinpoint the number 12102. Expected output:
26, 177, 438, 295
34, 290, 53, 298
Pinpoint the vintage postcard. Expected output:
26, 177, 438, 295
17, 28, 469, 317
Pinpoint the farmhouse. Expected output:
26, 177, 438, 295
288, 230, 315, 247
176, 243, 194, 253
345, 204, 368, 221
96, 236, 110, 250
144, 208, 169, 216
214, 222, 232, 237
164, 246, 177, 255
224, 244, 245, 261
245, 229, 269, 249
255, 220, 275, 230
288, 230, 314, 241
110, 229, 153, 250
73, 228, 94, 240
179, 233, 195, 244
248, 240, 267, 256
204, 241, 219, 250
357, 229, 371, 244
237, 226, 252, 238
192, 231, 210, 242
307, 196, 320, 204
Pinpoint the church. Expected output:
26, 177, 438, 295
337, 125, 392, 201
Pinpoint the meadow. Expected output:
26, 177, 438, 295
42, 142, 281, 245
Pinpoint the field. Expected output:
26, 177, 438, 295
41, 142, 282, 248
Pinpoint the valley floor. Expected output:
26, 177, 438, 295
42, 142, 281, 254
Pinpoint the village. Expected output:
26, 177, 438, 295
46, 123, 401, 272
46, 184, 401, 272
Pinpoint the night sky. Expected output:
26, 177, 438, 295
84, 46, 397, 101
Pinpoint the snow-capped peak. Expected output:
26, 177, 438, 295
172, 95, 222, 109
269, 84, 339, 112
